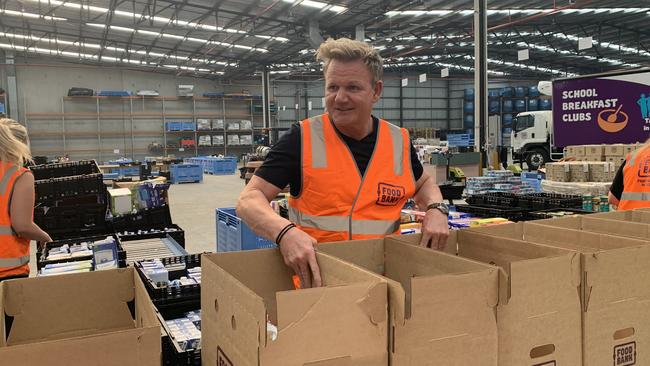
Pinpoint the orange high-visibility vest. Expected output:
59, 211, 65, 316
618, 144, 650, 211
288, 114, 416, 243
0, 161, 31, 278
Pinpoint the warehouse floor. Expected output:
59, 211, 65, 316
168, 173, 246, 254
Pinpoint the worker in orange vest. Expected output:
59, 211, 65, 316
237, 38, 449, 288
0, 118, 52, 281
609, 140, 650, 210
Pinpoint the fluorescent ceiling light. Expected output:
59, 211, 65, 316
386, 8, 650, 17
24, 0, 284, 41
282, 0, 347, 13
0, 8, 66, 21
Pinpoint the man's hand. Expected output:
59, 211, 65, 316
419, 208, 449, 250
278, 227, 322, 288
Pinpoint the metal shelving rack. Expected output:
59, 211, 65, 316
24, 94, 267, 161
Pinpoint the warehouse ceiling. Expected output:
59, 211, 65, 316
0, 0, 648, 80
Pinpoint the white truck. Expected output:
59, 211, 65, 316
512, 69, 650, 169
512, 110, 563, 169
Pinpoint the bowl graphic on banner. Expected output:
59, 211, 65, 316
597, 104, 628, 133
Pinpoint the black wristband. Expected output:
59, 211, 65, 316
275, 223, 296, 245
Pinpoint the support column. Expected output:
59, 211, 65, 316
474, 0, 488, 168
5, 52, 18, 119
262, 66, 271, 129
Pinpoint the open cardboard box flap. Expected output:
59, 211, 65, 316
201, 249, 389, 366
0, 268, 160, 366
3, 268, 135, 345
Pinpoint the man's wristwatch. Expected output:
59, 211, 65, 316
426, 202, 450, 216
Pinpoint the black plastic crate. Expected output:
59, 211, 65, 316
455, 204, 530, 221
135, 254, 200, 307
30, 160, 100, 180
111, 205, 173, 231
517, 193, 582, 211
527, 208, 596, 220
35, 173, 106, 202
34, 202, 108, 237
466, 192, 519, 207
36, 234, 127, 271
116, 224, 185, 248
157, 299, 202, 366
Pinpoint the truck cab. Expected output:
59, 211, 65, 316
512, 110, 563, 169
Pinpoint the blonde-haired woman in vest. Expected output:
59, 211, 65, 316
0, 118, 51, 281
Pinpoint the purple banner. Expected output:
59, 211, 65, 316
552, 73, 650, 147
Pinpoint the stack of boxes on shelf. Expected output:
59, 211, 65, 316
545, 162, 616, 183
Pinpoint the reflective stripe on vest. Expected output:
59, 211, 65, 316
0, 165, 19, 195
0, 225, 16, 235
288, 205, 400, 235
0, 255, 29, 268
308, 115, 405, 175
620, 192, 650, 201
310, 115, 328, 168
386, 123, 404, 176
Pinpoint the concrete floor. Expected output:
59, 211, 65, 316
168, 173, 246, 254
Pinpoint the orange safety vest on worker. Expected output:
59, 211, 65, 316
0, 161, 31, 278
618, 144, 650, 211
288, 113, 416, 243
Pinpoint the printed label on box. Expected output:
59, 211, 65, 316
533, 361, 556, 366
217, 346, 234, 366
614, 342, 636, 366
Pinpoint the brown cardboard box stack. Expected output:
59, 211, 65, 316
565, 143, 640, 168
0, 268, 161, 366
545, 161, 615, 183
470, 220, 650, 366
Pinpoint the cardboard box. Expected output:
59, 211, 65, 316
583, 153, 604, 162
0, 268, 160, 365
569, 162, 590, 182
588, 162, 615, 182
201, 249, 389, 366
108, 188, 133, 216
566, 145, 586, 158
429, 230, 582, 366
470, 222, 650, 366
319, 235, 499, 366
605, 144, 626, 157
585, 144, 604, 157
605, 156, 626, 170
534, 215, 650, 241
545, 162, 570, 182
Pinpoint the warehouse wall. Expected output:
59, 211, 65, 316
272, 74, 451, 132
9, 57, 263, 161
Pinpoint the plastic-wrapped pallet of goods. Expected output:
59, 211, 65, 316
541, 180, 611, 196
198, 136, 211, 146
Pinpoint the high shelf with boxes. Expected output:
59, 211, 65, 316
24, 92, 265, 161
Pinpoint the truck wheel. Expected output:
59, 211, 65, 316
525, 148, 550, 170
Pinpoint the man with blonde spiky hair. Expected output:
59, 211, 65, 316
237, 38, 448, 288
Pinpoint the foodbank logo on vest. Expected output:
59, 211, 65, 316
376, 182, 405, 206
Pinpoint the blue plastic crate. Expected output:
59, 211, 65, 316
98, 90, 130, 97
521, 171, 545, 180
206, 157, 237, 175
170, 164, 203, 184
116, 166, 140, 176
216, 208, 275, 252
166, 122, 182, 132
521, 177, 543, 193
181, 122, 196, 131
